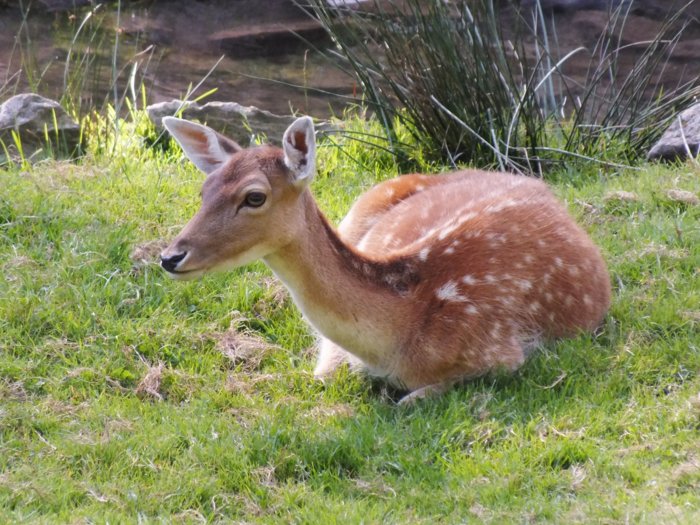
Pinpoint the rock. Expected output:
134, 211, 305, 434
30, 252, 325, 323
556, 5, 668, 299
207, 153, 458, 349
209, 19, 328, 58
648, 103, 700, 162
147, 100, 303, 146
604, 190, 639, 202
0, 93, 80, 159
665, 189, 699, 205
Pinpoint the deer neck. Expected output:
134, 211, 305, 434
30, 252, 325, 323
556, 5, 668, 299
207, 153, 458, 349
263, 191, 415, 366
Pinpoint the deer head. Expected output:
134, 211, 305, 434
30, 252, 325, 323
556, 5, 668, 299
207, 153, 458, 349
159, 116, 317, 279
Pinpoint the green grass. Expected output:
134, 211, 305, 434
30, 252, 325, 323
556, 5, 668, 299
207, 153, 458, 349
1, 114, 699, 523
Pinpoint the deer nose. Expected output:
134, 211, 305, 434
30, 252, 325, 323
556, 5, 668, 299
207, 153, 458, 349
160, 251, 187, 273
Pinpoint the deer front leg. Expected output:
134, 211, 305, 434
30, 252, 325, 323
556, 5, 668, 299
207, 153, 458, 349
314, 338, 358, 378
397, 382, 456, 405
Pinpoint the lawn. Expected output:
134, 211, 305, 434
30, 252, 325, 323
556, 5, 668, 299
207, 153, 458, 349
1, 114, 699, 523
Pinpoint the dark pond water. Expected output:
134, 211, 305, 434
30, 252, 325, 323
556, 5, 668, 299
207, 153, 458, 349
0, 1, 355, 118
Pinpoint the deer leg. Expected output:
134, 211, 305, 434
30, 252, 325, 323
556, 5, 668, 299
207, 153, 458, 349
397, 382, 455, 405
397, 337, 526, 406
314, 338, 357, 378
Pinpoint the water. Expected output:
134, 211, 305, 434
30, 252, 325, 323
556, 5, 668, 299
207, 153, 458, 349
0, 1, 354, 118
1, 1, 697, 120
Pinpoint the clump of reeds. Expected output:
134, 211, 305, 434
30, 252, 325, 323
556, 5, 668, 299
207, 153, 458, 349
309, 0, 700, 173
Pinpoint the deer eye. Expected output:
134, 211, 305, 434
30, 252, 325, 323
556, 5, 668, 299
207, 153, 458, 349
244, 191, 267, 208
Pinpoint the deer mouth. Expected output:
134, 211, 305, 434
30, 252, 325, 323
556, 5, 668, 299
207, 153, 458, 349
160, 251, 205, 280
163, 267, 204, 281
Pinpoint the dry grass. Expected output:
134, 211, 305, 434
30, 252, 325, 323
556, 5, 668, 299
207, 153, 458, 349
213, 317, 280, 371
130, 239, 168, 266
135, 362, 165, 401
604, 190, 639, 202
224, 372, 280, 395
666, 189, 699, 205
302, 403, 356, 420
0, 380, 28, 401
636, 242, 690, 260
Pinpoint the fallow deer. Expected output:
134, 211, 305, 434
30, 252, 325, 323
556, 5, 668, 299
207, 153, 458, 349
160, 116, 611, 404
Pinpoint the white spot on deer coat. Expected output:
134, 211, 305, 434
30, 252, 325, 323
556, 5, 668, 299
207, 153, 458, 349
438, 211, 478, 241
436, 280, 467, 302
498, 295, 515, 306
485, 199, 519, 213
462, 274, 478, 285
515, 279, 533, 292
357, 235, 372, 252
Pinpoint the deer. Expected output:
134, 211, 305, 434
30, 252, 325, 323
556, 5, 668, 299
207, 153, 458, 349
159, 116, 611, 404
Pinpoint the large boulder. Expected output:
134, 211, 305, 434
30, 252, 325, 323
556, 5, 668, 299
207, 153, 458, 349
208, 19, 328, 58
0, 93, 80, 159
648, 103, 700, 162
147, 100, 302, 146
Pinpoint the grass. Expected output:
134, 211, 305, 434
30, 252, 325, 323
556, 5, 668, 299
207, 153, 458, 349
1, 112, 699, 523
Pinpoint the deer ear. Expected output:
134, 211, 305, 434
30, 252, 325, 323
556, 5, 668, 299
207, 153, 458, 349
163, 117, 243, 175
282, 116, 316, 187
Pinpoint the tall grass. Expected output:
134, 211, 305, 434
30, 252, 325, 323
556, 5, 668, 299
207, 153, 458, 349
308, 0, 700, 173
1, 0, 160, 119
